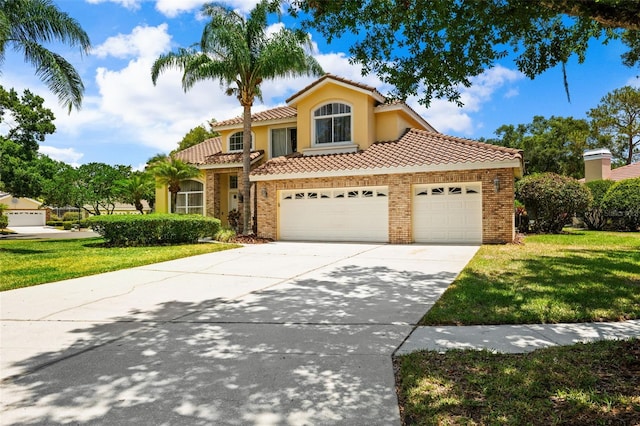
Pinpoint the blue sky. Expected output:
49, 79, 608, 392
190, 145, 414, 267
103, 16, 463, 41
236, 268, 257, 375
2, 0, 638, 170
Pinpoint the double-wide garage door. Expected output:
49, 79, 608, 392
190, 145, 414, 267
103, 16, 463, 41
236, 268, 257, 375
278, 183, 482, 243
279, 186, 389, 242
6, 210, 46, 227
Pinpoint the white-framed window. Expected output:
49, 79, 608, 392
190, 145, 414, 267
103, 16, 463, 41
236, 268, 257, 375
229, 131, 254, 151
174, 180, 204, 215
313, 102, 351, 145
229, 175, 238, 189
271, 127, 297, 157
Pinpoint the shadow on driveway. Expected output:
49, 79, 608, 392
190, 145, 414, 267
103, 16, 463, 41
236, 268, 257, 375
2, 263, 458, 425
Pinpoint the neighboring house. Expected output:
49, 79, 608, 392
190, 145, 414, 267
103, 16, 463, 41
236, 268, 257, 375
157, 74, 524, 244
582, 148, 640, 182
0, 193, 49, 227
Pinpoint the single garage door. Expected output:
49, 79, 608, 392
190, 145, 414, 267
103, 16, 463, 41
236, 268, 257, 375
279, 186, 389, 242
6, 210, 46, 227
413, 183, 482, 244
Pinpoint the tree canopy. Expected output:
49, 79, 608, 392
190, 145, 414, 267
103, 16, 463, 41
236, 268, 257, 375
0, 85, 60, 197
0, 0, 91, 111
292, 0, 640, 106
152, 0, 323, 233
174, 120, 219, 153
588, 85, 640, 165
483, 116, 594, 179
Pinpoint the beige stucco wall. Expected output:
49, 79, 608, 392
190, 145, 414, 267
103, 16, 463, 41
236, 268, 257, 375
0, 196, 41, 210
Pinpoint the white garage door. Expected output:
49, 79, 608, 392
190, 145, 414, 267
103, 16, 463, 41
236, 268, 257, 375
7, 210, 46, 227
279, 186, 389, 242
413, 183, 482, 244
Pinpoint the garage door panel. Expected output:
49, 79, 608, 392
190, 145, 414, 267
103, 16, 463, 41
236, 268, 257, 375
7, 210, 46, 227
413, 183, 482, 244
279, 187, 388, 242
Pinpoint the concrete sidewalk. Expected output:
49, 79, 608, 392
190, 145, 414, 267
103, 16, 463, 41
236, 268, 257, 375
397, 320, 640, 355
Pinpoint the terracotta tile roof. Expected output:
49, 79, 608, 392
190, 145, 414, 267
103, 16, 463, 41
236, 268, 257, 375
203, 150, 264, 165
251, 129, 522, 177
212, 106, 297, 128
286, 74, 385, 104
610, 162, 640, 181
174, 137, 222, 164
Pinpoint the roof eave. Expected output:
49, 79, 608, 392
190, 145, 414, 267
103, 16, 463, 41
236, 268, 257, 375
250, 159, 523, 181
198, 153, 264, 170
211, 116, 297, 132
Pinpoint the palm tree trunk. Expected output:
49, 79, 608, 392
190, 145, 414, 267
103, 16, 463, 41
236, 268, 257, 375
242, 103, 252, 234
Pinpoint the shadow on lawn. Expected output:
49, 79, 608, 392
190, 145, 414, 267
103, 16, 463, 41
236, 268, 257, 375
1, 263, 456, 425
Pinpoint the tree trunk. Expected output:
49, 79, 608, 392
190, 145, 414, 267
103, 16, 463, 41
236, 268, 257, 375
628, 134, 634, 165
241, 103, 252, 235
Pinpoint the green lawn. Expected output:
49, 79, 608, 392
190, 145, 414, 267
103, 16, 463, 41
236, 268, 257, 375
0, 237, 239, 291
400, 230, 640, 425
397, 339, 640, 425
420, 230, 640, 325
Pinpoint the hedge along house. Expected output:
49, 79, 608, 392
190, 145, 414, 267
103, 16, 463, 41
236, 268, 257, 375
157, 74, 524, 243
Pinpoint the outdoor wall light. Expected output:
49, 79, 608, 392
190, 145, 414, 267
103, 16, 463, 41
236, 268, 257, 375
493, 176, 501, 193
261, 187, 268, 197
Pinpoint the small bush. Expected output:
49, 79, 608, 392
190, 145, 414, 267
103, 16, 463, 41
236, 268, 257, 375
516, 173, 592, 234
62, 212, 81, 221
89, 214, 221, 246
46, 220, 64, 227
215, 227, 236, 242
0, 214, 8, 230
601, 177, 640, 231
581, 179, 615, 230
63, 222, 73, 230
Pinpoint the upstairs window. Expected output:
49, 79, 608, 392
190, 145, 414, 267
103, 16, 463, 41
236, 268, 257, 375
229, 131, 254, 151
314, 102, 351, 144
271, 128, 297, 157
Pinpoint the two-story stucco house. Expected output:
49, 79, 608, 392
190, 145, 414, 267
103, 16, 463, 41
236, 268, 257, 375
157, 74, 523, 244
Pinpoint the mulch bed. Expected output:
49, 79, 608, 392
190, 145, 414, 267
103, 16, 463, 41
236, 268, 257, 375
231, 235, 273, 244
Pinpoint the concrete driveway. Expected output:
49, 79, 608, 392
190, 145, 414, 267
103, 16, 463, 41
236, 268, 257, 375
0, 242, 478, 425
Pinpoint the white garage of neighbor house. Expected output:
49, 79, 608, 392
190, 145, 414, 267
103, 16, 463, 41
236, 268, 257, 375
0, 193, 47, 227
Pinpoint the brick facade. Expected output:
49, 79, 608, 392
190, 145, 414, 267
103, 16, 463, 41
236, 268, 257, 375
255, 167, 516, 244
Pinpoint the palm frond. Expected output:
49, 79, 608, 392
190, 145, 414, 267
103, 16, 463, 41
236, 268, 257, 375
151, 47, 198, 85
21, 40, 84, 111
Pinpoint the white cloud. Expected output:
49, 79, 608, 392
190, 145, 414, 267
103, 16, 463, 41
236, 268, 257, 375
155, 0, 206, 17
39, 146, 84, 167
410, 65, 524, 135
626, 76, 640, 87
85, 0, 141, 10
92, 24, 172, 60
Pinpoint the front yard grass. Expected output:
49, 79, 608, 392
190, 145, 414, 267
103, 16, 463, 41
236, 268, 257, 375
398, 230, 640, 425
0, 237, 240, 291
420, 230, 640, 325
397, 339, 640, 425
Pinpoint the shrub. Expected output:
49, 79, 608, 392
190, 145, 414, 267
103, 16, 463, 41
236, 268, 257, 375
215, 227, 236, 242
516, 173, 592, 234
62, 212, 81, 221
0, 213, 8, 230
581, 180, 615, 230
63, 222, 73, 230
88, 214, 221, 246
601, 177, 640, 231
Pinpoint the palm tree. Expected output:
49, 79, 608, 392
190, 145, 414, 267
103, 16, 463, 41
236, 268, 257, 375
0, 0, 91, 111
117, 172, 155, 214
150, 156, 201, 213
151, 0, 323, 234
